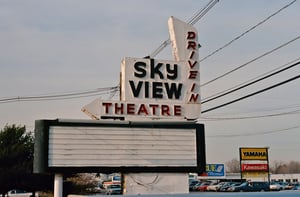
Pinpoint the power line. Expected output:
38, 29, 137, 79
243, 103, 300, 113
201, 60, 300, 104
0, 86, 119, 104
201, 35, 300, 87
201, 58, 300, 103
200, 109, 300, 121
202, 74, 300, 114
148, 0, 219, 58
188, 0, 220, 25
199, 0, 297, 63
206, 125, 300, 138
150, 0, 296, 59
200, 103, 300, 117
17, 90, 118, 102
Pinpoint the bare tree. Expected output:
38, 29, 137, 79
225, 158, 240, 173
270, 160, 300, 174
288, 161, 300, 173
65, 173, 100, 194
270, 160, 284, 174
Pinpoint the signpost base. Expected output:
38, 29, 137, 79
123, 173, 189, 195
54, 174, 63, 197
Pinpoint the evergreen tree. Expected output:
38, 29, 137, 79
0, 124, 34, 173
0, 125, 34, 196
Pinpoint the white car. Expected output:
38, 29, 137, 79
270, 182, 282, 191
6, 189, 34, 197
206, 182, 225, 191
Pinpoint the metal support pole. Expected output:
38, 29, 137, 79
267, 147, 271, 183
54, 174, 63, 197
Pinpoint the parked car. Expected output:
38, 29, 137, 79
294, 183, 300, 190
228, 181, 270, 192
105, 184, 122, 195
6, 189, 34, 197
269, 182, 282, 191
206, 182, 225, 191
191, 182, 201, 191
285, 183, 295, 190
189, 180, 199, 191
278, 182, 288, 190
219, 182, 241, 192
194, 182, 211, 191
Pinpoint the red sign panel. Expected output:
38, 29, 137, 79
241, 163, 268, 172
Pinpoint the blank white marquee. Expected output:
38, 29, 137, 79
48, 126, 197, 167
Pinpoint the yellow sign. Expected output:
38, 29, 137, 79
240, 148, 268, 160
242, 172, 269, 180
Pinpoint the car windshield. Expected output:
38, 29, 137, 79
108, 185, 120, 189
10, 189, 28, 194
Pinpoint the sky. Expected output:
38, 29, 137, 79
0, 0, 299, 166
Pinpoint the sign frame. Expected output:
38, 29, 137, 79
239, 147, 270, 182
34, 119, 206, 174
239, 147, 268, 161
205, 164, 225, 177
241, 163, 269, 172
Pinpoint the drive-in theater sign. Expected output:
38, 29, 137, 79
34, 15, 205, 173
34, 16, 205, 195
82, 16, 201, 121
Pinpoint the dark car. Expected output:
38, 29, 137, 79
189, 180, 199, 191
105, 184, 122, 195
219, 182, 241, 192
228, 181, 270, 192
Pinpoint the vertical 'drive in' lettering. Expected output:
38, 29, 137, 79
187, 30, 200, 103
168, 16, 200, 105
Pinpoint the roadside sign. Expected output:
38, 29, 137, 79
34, 119, 206, 174
200, 164, 225, 177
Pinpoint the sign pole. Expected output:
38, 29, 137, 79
239, 148, 243, 182
54, 174, 63, 197
267, 147, 270, 183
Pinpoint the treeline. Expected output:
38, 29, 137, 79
271, 160, 300, 174
226, 158, 300, 173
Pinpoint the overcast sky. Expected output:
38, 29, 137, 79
0, 0, 299, 165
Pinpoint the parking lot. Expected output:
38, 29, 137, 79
189, 180, 300, 192
69, 190, 300, 197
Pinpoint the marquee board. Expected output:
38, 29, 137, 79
34, 119, 206, 173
